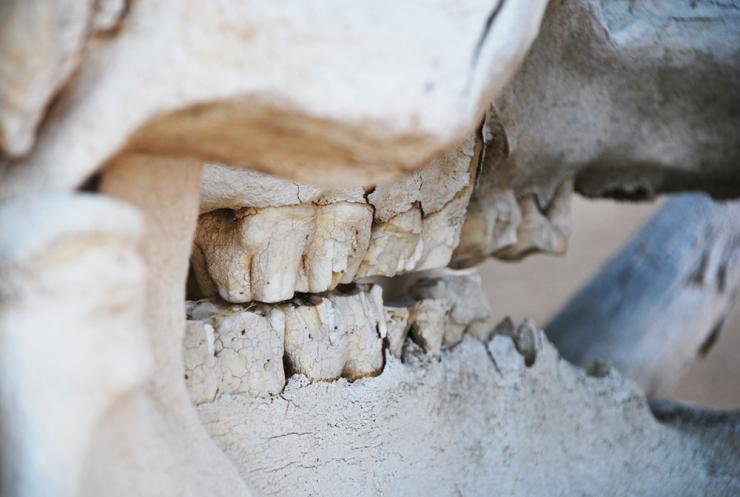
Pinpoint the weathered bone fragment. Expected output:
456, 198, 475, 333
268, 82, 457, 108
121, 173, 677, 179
548, 194, 740, 396
198, 332, 740, 497
480, 0, 740, 202
0, 193, 148, 497
0, 0, 91, 156
199, 163, 367, 214
282, 284, 386, 381
0, 0, 549, 198
184, 301, 286, 403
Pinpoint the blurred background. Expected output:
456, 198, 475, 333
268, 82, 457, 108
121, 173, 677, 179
479, 196, 740, 410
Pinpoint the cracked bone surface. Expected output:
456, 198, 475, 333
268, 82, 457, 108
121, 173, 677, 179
198, 330, 740, 497
0, 0, 549, 197
193, 135, 478, 303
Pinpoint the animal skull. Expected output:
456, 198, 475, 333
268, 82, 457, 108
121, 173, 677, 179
1, 1, 739, 496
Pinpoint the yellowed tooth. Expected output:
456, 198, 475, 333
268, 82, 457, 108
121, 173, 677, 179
184, 301, 286, 401
282, 285, 385, 381
193, 205, 316, 303
355, 206, 424, 279
298, 202, 373, 292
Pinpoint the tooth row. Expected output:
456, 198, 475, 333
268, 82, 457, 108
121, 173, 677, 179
193, 202, 374, 303
183, 273, 491, 404
193, 136, 476, 304
183, 284, 386, 403
452, 178, 573, 267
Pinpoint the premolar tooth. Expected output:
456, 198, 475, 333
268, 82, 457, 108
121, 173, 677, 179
410, 272, 492, 346
408, 298, 451, 357
496, 179, 572, 259
453, 178, 573, 265
383, 305, 411, 359
416, 184, 474, 271
452, 189, 522, 267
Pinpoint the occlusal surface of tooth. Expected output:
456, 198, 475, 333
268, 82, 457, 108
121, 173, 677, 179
282, 284, 386, 381
184, 301, 286, 404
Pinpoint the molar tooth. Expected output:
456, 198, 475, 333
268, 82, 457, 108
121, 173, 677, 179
355, 206, 424, 278
184, 301, 286, 401
299, 202, 373, 292
194, 205, 316, 303
282, 285, 385, 381
241, 205, 316, 302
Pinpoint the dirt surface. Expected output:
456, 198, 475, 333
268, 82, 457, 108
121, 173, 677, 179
479, 196, 740, 410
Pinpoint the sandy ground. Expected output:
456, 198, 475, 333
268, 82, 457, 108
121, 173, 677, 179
479, 196, 740, 410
